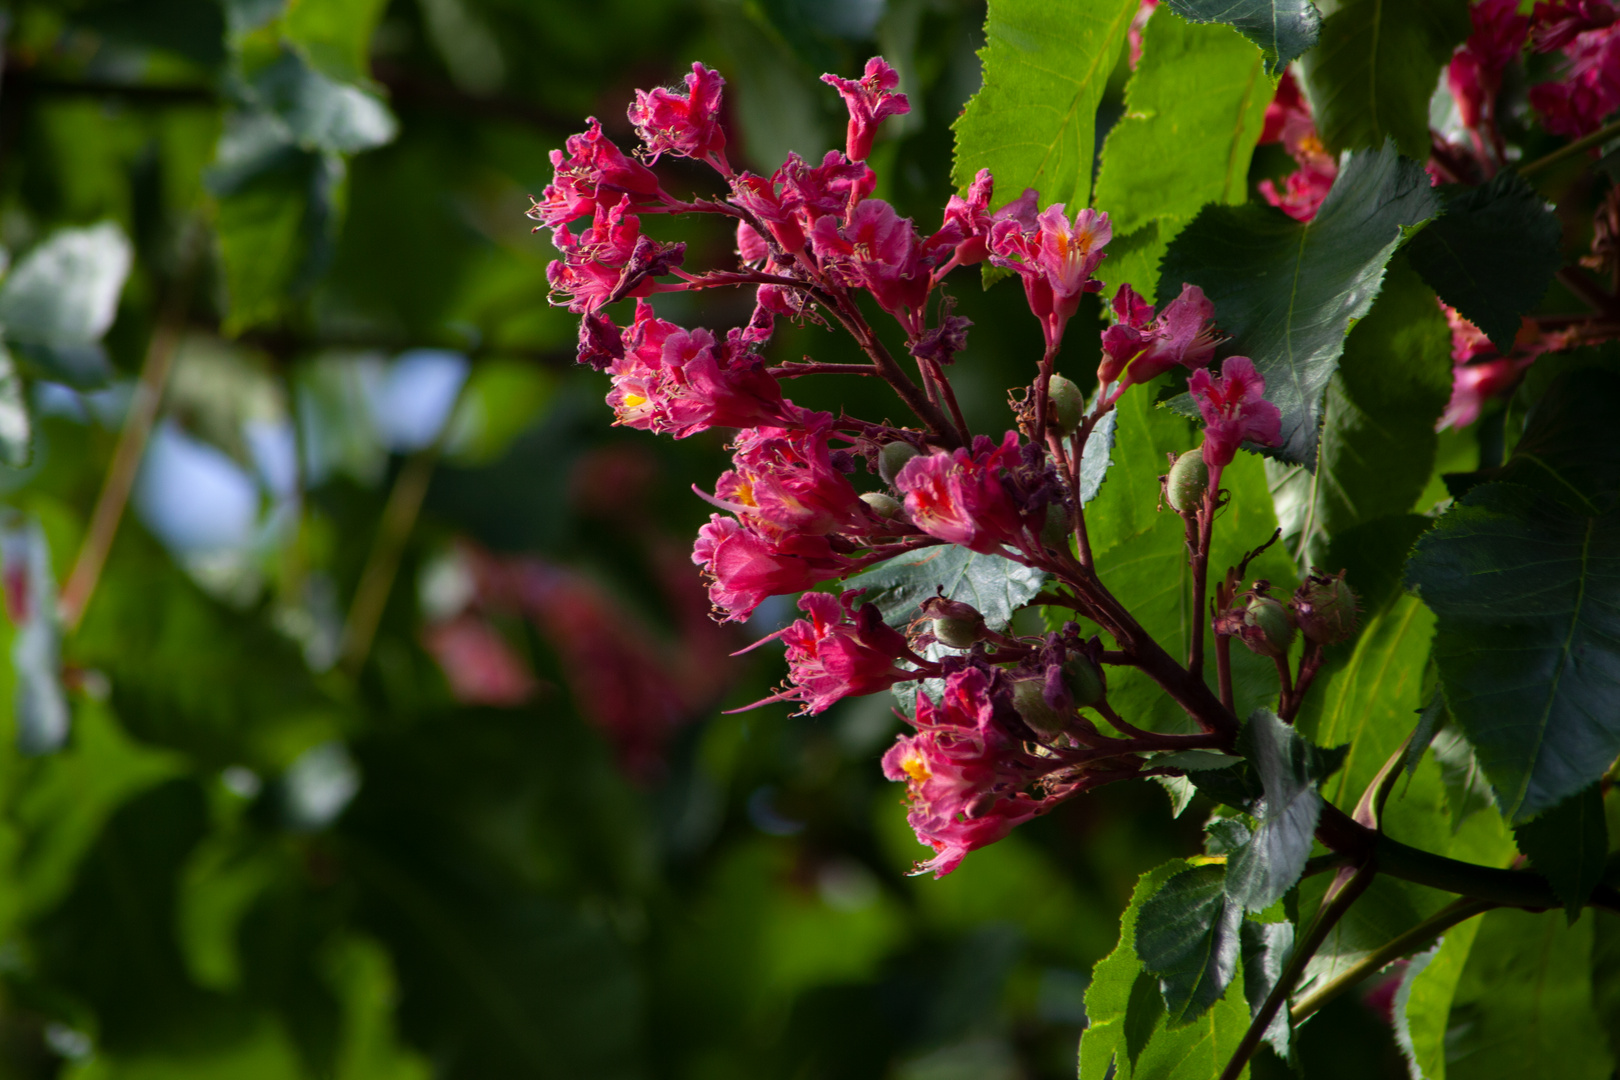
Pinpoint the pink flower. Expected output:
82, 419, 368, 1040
1258, 72, 1337, 223
821, 56, 911, 161
1439, 357, 1534, 429
546, 197, 686, 313
1528, 24, 1620, 135
1188, 357, 1283, 474
1449, 0, 1531, 128
924, 170, 1039, 274
423, 615, 540, 707
1128, 0, 1160, 66
629, 62, 729, 170
881, 667, 1043, 877
1532, 0, 1616, 51
744, 591, 915, 714
810, 198, 930, 319
894, 432, 1028, 555
1097, 282, 1219, 392
691, 514, 855, 622
699, 412, 873, 539
606, 301, 792, 437
989, 204, 1111, 352
527, 118, 664, 231
1443, 304, 1497, 363
730, 151, 877, 255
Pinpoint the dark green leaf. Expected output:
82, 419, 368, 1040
1159, 143, 1441, 466
1406, 482, 1620, 822
1093, 13, 1274, 301
1402, 691, 1447, 781
1161, 0, 1322, 72
1322, 514, 1435, 619
1136, 864, 1242, 1026
1594, 911, 1620, 1067
1432, 724, 1495, 832
1204, 816, 1253, 855
1240, 919, 1294, 1061
952, 0, 1140, 211
1407, 173, 1563, 353
843, 544, 1047, 631
1497, 367, 1620, 514
1125, 968, 1167, 1067
1300, 0, 1469, 159
1446, 909, 1615, 1080
0, 223, 132, 350
1225, 709, 1325, 912
243, 50, 398, 155
11, 341, 113, 389
1513, 783, 1609, 922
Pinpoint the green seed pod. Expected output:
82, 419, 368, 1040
1243, 596, 1296, 658
931, 616, 983, 649
1012, 678, 1072, 739
860, 491, 903, 519
1166, 447, 1209, 514
878, 442, 921, 486
1041, 503, 1071, 551
1296, 572, 1358, 646
1048, 374, 1084, 436
1063, 655, 1105, 707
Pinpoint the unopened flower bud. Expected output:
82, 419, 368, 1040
1063, 654, 1105, 707
879, 442, 921, 486
1295, 571, 1358, 645
1166, 447, 1208, 514
1048, 374, 1084, 436
932, 616, 983, 649
1242, 596, 1296, 658
1041, 503, 1071, 551
861, 491, 903, 519
1013, 678, 1072, 738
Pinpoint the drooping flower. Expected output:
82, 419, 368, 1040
1097, 282, 1220, 392
1188, 356, 1282, 475
821, 57, 911, 161
606, 301, 792, 437
924, 170, 1039, 276
894, 432, 1031, 555
881, 666, 1044, 877
691, 514, 856, 622
699, 411, 873, 539
730, 151, 877, 255
989, 204, 1111, 352
742, 590, 916, 714
526, 118, 665, 231
629, 61, 730, 170
810, 198, 929, 320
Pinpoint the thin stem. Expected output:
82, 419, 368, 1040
339, 446, 440, 675
1289, 898, 1496, 1024
1519, 115, 1620, 178
1031, 346, 1057, 448
1067, 431, 1094, 569
768, 362, 879, 378
824, 291, 960, 447
928, 355, 971, 440
59, 230, 199, 633
1219, 861, 1378, 1080
1273, 654, 1295, 717
1188, 486, 1215, 677
1216, 633, 1234, 712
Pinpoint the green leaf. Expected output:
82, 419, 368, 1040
1159, 143, 1441, 467
1406, 173, 1564, 353
1445, 909, 1615, 1080
0, 222, 131, 387
1225, 709, 1326, 912
1393, 919, 1483, 1080
1406, 482, 1620, 823
1595, 911, 1620, 1068
0, 345, 31, 467
1093, 13, 1274, 301
1136, 864, 1242, 1026
1240, 919, 1293, 1061
243, 49, 398, 155
952, 0, 1140, 211
1082, 859, 1253, 1080
281, 0, 390, 82
1403, 690, 1446, 781
1161, 0, 1322, 72
1512, 783, 1609, 922
1299, 0, 1469, 159
1321, 513, 1435, 619
1080, 409, 1119, 504
1431, 724, 1495, 832
842, 545, 1048, 631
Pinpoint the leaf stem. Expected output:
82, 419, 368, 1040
1288, 897, 1496, 1023
1219, 861, 1378, 1080
339, 445, 440, 675
1519, 116, 1620, 178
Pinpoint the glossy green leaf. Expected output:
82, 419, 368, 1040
1225, 709, 1325, 912
843, 545, 1047, 631
952, 0, 1140, 211
1093, 13, 1274, 301
1393, 919, 1483, 1080
1136, 864, 1242, 1026
1300, 0, 1469, 159
1080, 409, 1119, 504
1445, 909, 1615, 1080
1406, 172, 1563, 353
1082, 859, 1252, 1080
1512, 783, 1609, 922
1159, 143, 1441, 466
1161, 0, 1322, 72
1240, 919, 1293, 1061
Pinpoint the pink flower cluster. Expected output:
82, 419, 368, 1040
1258, 72, 1338, 224
1529, 0, 1620, 135
1098, 282, 1220, 397
1188, 357, 1283, 480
